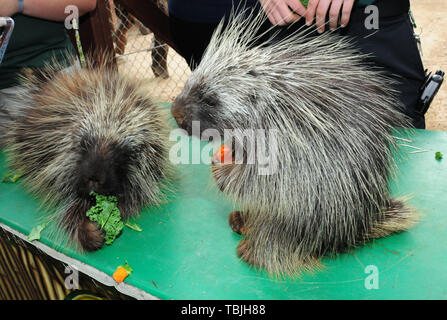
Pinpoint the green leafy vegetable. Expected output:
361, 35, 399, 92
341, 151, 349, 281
28, 223, 47, 241
2, 172, 23, 183
300, 0, 309, 7
435, 152, 443, 161
125, 221, 142, 232
86, 192, 124, 245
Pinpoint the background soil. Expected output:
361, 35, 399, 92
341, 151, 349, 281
407, 0, 446, 130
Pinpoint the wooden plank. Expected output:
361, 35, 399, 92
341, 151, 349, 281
77, 0, 116, 68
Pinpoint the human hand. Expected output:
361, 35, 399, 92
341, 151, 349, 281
0, 0, 20, 17
259, 0, 307, 26
305, 0, 355, 33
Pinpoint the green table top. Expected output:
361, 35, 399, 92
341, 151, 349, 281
0, 126, 446, 300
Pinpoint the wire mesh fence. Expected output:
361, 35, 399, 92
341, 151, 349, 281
105, 0, 190, 102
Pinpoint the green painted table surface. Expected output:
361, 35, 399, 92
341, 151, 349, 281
0, 128, 446, 300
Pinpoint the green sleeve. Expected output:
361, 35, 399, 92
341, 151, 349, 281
357, 0, 377, 6
0, 14, 76, 89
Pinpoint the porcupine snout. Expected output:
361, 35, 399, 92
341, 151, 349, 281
82, 161, 108, 194
171, 96, 194, 135
75, 142, 131, 200
171, 91, 221, 138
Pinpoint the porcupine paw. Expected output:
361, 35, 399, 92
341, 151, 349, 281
229, 211, 247, 235
236, 240, 256, 266
78, 219, 105, 251
211, 163, 234, 192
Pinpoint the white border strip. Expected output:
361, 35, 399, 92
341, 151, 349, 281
0, 222, 159, 300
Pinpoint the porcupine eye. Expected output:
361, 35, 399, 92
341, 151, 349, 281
197, 95, 220, 132
172, 85, 221, 137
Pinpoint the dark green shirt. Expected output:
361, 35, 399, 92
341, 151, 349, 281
358, 0, 377, 5
0, 14, 76, 89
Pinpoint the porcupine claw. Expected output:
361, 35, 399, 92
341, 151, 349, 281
78, 218, 106, 251
229, 211, 247, 235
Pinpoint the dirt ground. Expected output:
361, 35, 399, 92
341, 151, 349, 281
411, 0, 447, 131
119, 0, 446, 131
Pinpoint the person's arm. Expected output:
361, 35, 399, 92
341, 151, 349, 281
0, 0, 97, 21
259, 0, 355, 33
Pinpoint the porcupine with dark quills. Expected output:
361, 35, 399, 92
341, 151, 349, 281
3, 58, 172, 251
171, 8, 418, 276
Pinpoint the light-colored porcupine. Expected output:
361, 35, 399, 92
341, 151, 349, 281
3, 58, 172, 251
171, 8, 418, 276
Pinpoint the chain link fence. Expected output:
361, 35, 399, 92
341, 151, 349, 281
105, 0, 190, 102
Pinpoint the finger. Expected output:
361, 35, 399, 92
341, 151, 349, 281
277, 2, 301, 25
305, 0, 319, 26
261, 2, 277, 25
272, 10, 284, 26
286, 0, 307, 17
260, 1, 273, 16
267, 6, 279, 26
340, 0, 355, 27
261, 1, 277, 17
316, 0, 331, 33
329, 0, 343, 30
266, 11, 278, 25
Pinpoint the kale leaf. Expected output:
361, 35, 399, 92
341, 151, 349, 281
86, 192, 124, 245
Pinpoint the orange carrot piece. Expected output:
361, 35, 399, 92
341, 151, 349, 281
113, 267, 128, 283
113, 262, 132, 283
212, 145, 232, 164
